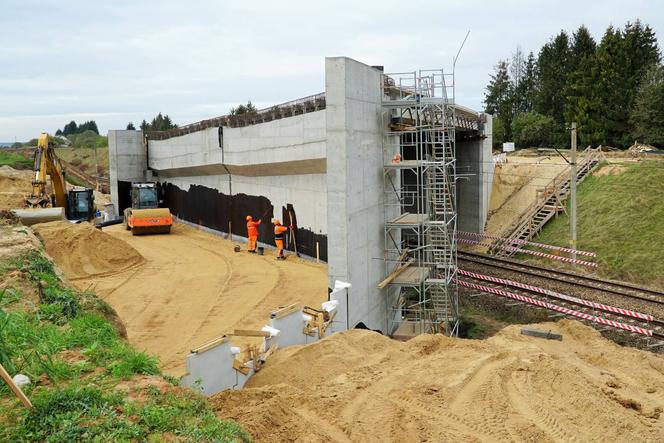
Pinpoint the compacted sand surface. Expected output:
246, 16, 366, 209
37, 222, 327, 376
213, 320, 664, 443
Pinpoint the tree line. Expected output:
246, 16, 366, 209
55, 120, 99, 136
484, 20, 663, 148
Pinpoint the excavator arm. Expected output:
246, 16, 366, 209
26, 133, 67, 208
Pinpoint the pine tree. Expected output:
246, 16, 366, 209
536, 31, 571, 143
566, 25, 597, 145
484, 60, 514, 143
140, 120, 149, 131
63, 121, 78, 136
630, 64, 664, 146
126, 122, 136, 130
592, 26, 628, 145
519, 52, 538, 113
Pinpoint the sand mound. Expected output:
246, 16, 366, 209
212, 321, 664, 442
0, 165, 34, 210
34, 221, 144, 279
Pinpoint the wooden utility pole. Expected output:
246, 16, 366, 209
570, 122, 577, 261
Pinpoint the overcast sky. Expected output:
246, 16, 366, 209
1, 0, 662, 141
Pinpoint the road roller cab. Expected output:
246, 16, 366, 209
123, 182, 173, 235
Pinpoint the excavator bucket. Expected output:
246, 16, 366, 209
128, 208, 173, 235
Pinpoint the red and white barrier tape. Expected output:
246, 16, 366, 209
457, 269, 653, 322
458, 238, 598, 268
455, 279, 653, 337
458, 230, 597, 258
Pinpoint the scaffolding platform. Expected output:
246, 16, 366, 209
382, 68, 459, 337
391, 266, 430, 286
386, 213, 429, 227
384, 160, 423, 169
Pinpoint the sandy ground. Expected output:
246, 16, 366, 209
0, 165, 35, 210
40, 222, 327, 376
485, 156, 569, 237
213, 320, 664, 443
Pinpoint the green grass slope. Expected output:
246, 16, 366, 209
0, 233, 249, 442
536, 161, 664, 288
0, 150, 32, 169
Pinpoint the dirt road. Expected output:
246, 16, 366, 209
71, 223, 328, 376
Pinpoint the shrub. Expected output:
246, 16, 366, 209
512, 111, 556, 148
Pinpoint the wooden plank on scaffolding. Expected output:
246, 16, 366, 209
377, 258, 414, 289
232, 329, 271, 337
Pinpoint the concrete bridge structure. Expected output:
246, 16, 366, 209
109, 56, 493, 333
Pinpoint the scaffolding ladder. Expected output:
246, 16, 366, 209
382, 69, 459, 337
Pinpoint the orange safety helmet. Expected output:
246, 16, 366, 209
246, 215, 252, 221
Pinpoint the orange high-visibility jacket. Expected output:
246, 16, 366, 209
247, 219, 261, 237
274, 224, 288, 240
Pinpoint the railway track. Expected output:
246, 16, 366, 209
458, 251, 664, 306
457, 251, 664, 341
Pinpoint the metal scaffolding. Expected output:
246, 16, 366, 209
382, 69, 459, 337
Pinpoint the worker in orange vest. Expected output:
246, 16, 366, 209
246, 215, 262, 253
273, 219, 290, 260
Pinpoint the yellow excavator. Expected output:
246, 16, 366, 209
12, 133, 95, 225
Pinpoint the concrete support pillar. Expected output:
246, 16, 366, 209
456, 114, 493, 233
108, 130, 147, 213
326, 57, 387, 332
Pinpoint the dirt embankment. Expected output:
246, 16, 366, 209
486, 156, 568, 237
33, 221, 144, 280
213, 320, 664, 443
0, 165, 35, 210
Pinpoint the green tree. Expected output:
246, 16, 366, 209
126, 122, 136, 130
63, 121, 78, 136
591, 26, 629, 145
78, 120, 99, 134
512, 112, 556, 148
484, 60, 514, 141
230, 101, 258, 115
140, 113, 178, 131
566, 25, 597, 145
630, 64, 664, 147
518, 51, 538, 113
536, 31, 571, 143
491, 115, 506, 148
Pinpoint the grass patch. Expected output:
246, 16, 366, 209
537, 161, 664, 288
0, 150, 32, 169
0, 249, 250, 442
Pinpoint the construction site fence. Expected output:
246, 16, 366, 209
458, 230, 596, 258
459, 238, 598, 267
456, 279, 653, 337
457, 269, 653, 321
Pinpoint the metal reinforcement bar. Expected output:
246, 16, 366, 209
456, 279, 661, 338
147, 93, 327, 141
